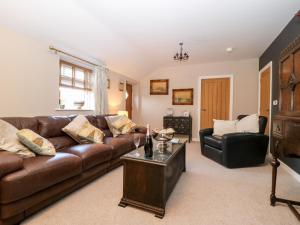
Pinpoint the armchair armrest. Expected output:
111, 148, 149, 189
199, 128, 214, 153
0, 152, 24, 178
135, 126, 147, 134
222, 133, 269, 168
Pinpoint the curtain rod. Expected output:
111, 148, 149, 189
49, 46, 108, 70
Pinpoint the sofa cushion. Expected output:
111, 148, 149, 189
95, 115, 110, 130
103, 137, 132, 159
37, 116, 72, 138
1, 117, 38, 133
0, 152, 24, 179
85, 115, 98, 127
61, 144, 112, 171
204, 135, 223, 149
48, 136, 77, 151
0, 152, 81, 204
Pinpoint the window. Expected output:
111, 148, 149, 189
59, 60, 95, 110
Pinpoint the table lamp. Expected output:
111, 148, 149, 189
118, 110, 128, 117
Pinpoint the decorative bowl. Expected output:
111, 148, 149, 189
152, 128, 175, 153
73, 101, 85, 109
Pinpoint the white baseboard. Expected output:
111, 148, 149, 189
192, 138, 199, 142
278, 159, 300, 183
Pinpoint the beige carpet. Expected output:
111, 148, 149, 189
22, 142, 300, 225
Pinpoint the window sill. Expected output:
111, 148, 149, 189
55, 108, 94, 112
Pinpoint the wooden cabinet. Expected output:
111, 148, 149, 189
279, 36, 300, 115
273, 35, 300, 157
163, 116, 192, 142
270, 36, 300, 221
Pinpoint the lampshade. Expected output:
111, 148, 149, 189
118, 110, 128, 117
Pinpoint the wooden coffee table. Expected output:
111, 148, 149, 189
118, 142, 186, 218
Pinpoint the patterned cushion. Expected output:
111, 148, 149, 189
78, 122, 105, 144
17, 129, 56, 156
120, 121, 137, 134
105, 115, 123, 137
62, 115, 90, 144
0, 119, 35, 158
108, 115, 137, 135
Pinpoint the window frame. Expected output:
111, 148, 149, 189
59, 60, 93, 91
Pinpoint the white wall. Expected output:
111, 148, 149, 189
139, 59, 259, 139
0, 26, 138, 120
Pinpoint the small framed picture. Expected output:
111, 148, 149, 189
107, 79, 110, 89
172, 89, 193, 105
119, 82, 124, 92
150, 79, 169, 95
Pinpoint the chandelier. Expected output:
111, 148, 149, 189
173, 42, 189, 61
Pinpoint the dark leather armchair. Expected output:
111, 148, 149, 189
199, 115, 269, 168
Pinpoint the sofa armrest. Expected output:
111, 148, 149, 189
222, 133, 269, 168
0, 152, 24, 178
199, 128, 214, 153
135, 126, 147, 134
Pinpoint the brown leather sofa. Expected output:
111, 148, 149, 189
0, 115, 146, 225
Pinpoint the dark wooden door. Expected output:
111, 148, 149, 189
126, 83, 133, 119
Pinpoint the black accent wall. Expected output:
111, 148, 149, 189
259, 15, 300, 174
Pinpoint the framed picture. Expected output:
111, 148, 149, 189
172, 89, 193, 105
107, 79, 110, 89
119, 82, 124, 92
150, 79, 169, 95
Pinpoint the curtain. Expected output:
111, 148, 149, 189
93, 66, 108, 115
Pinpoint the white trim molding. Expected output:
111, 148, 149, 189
197, 74, 234, 133
258, 61, 273, 153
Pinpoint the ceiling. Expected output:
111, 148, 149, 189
0, 0, 298, 79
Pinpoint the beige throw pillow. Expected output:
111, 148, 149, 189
236, 114, 259, 133
17, 129, 56, 156
0, 119, 35, 158
112, 116, 131, 130
78, 121, 105, 144
213, 119, 237, 136
106, 115, 137, 136
120, 120, 137, 134
62, 115, 90, 143
105, 115, 123, 137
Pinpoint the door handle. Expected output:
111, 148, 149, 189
202, 109, 206, 111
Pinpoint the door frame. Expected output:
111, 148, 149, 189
258, 61, 273, 151
197, 74, 234, 133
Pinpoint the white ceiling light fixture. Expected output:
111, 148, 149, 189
173, 42, 189, 61
226, 47, 233, 53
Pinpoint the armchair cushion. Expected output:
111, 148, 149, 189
203, 135, 222, 149
199, 128, 213, 152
